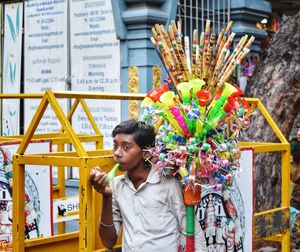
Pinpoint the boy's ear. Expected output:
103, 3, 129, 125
142, 150, 151, 161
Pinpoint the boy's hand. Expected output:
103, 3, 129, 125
89, 167, 113, 197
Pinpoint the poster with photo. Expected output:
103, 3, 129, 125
0, 141, 52, 250
196, 149, 253, 251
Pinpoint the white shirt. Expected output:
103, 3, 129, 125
110, 168, 207, 252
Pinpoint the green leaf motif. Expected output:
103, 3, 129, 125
9, 110, 16, 117
9, 62, 14, 85
13, 62, 17, 84
16, 5, 20, 36
7, 14, 16, 42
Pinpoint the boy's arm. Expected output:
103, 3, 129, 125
89, 167, 119, 248
99, 195, 118, 248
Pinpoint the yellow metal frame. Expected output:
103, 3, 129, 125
9, 90, 143, 252
0, 93, 105, 236
1, 92, 289, 251
239, 98, 290, 251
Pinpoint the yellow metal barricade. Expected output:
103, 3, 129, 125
0, 92, 290, 251
239, 98, 290, 251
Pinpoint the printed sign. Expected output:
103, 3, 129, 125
2, 3, 23, 136
53, 196, 79, 223
70, 0, 121, 148
24, 0, 68, 133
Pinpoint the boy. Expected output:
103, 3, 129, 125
89, 119, 207, 251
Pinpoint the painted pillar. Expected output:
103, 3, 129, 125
230, 0, 272, 52
111, 0, 179, 118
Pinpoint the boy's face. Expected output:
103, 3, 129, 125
112, 133, 146, 172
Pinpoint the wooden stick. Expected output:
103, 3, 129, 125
215, 48, 250, 92
150, 37, 176, 84
192, 29, 198, 78
207, 29, 224, 85
197, 32, 205, 79
184, 36, 192, 75
202, 20, 211, 79
216, 21, 233, 60
244, 36, 255, 49
210, 32, 235, 88
171, 20, 191, 81
202, 33, 216, 81
169, 25, 186, 81
160, 25, 184, 81
220, 35, 248, 78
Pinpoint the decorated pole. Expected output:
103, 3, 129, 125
141, 19, 256, 252
184, 184, 201, 252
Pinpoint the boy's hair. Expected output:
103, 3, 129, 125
112, 119, 155, 149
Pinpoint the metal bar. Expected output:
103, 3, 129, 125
184, 0, 186, 35
79, 158, 94, 251
51, 135, 103, 145
223, 0, 225, 28
201, 0, 204, 31
0, 94, 43, 99
86, 156, 115, 168
281, 147, 290, 206
238, 142, 289, 152
254, 206, 289, 217
190, 0, 192, 40
218, 0, 220, 32
213, 0, 215, 33
196, 0, 198, 32
281, 145, 291, 251
206, 0, 208, 21
53, 90, 146, 100
25, 232, 79, 247
228, 0, 231, 23
256, 101, 288, 143
15, 154, 82, 167
17, 95, 49, 155
61, 98, 80, 133
281, 230, 290, 252
12, 163, 25, 252
26, 149, 113, 157
57, 144, 66, 234
79, 99, 102, 135
46, 91, 87, 156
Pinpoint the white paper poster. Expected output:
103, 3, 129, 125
24, 0, 68, 133
70, 0, 121, 148
236, 148, 253, 251
0, 141, 52, 250
2, 3, 23, 136
196, 149, 253, 251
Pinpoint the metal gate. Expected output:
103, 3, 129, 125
177, 0, 231, 37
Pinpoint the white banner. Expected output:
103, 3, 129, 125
24, 0, 68, 133
236, 148, 253, 251
0, 141, 52, 249
53, 196, 79, 223
70, 0, 121, 148
196, 149, 253, 251
2, 3, 23, 136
